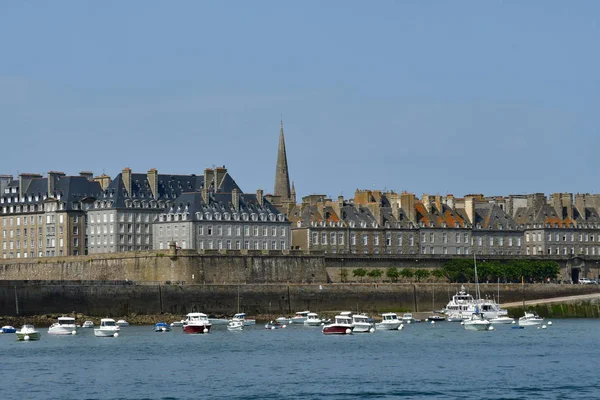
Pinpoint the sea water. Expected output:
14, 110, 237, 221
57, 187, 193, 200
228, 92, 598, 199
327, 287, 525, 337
1, 319, 599, 399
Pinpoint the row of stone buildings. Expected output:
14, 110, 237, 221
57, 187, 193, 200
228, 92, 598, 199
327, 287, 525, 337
2, 122, 600, 259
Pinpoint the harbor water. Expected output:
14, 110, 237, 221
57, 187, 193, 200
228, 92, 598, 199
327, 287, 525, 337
1, 319, 599, 399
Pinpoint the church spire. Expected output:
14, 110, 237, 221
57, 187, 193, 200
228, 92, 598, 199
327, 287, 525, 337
274, 120, 291, 201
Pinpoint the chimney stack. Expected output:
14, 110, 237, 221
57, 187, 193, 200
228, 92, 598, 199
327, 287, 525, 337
94, 174, 112, 191
147, 168, 159, 200
122, 168, 132, 196
203, 168, 215, 192
47, 171, 65, 197
214, 166, 227, 192
79, 171, 94, 181
232, 188, 240, 211
19, 173, 42, 198
256, 189, 264, 207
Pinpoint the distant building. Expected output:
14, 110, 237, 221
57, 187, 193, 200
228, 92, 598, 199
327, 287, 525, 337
1, 171, 101, 258
267, 121, 296, 214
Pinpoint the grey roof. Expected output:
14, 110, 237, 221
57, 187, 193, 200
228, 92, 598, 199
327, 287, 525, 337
473, 203, 519, 230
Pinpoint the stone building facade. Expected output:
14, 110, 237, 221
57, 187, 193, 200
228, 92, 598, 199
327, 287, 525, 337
1, 172, 101, 259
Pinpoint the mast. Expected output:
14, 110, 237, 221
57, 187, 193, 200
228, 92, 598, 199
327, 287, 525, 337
474, 252, 481, 301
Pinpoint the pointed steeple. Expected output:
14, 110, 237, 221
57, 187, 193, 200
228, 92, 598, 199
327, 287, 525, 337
274, 120, 291, 201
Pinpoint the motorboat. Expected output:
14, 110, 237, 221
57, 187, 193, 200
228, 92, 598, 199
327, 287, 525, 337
227, 320, 244, 331
208, 317, 229, 325
275, 316, 291, 324
1, 325, 17, 333
154, 322, 172, 332
443, 285, 508, 319
290, 311, 311, 324
518, 312, 544, 327
304, 312, 325, 326
426, 315, 446, 322
375, 313, 403, 331
16, 324, 41, 341
463, 313, 492, 331
183, 312, 212, 334
116, 320, 130, 327
446, 312, 467, 322
170, 320, 184, 328
82, 321, 94, 328
231, 313, 256, 326
322, 315, 354, 335
489, 316, 515, 325
402, 313, 415, 324
351, 313, 375, 333
94, 319, 120, 337
48, 316, 78, 335
265, 321, 286, 329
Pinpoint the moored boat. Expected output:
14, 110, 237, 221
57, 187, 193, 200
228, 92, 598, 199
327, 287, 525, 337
518, 312, 544, 327
375, 313, 403, 331
489, 316, 515, 324
154, 322, 172, 332
16, 324, 41, 341
290, 311, 311, 324
116, 319, 130, 327
303, 312, 325, 326
402, 313, 415, 324
322, 315, 354, 335
463, 313, 492, 331
48, 316, 78, 335
227, 320, 244, 331
231, 313, 256, 326
183, 312, 212, 334
265, 321, 286, 329
1, 325, 17, 333
82, 321, 94, 328
351, 313, 375, 333
94, 319, 120, 337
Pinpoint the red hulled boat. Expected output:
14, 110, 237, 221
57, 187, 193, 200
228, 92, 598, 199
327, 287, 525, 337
322, 315, 354, 335
183, 312, 212, 334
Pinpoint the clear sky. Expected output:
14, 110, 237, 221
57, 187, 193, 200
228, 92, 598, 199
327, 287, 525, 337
1, 1, 598, 200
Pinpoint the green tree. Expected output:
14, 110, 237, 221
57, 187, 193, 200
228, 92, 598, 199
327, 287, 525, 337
340, 268, 348, 283
368, 268, 383, 282
431, 268, 446, 282
414, 269, 431, 282
352, 268, 367, 282
400, 268, 414, 281
387, 267, 400, 283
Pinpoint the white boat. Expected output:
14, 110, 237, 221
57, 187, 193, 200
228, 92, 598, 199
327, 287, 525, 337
322, 315, 354, 335
94, 319, 120, 337
183, 312, 212, 334
227, 320, 244, 331
402, 313, 415, 324
48, 316, 78, 335
231, 313, 256, 326
518, 312, 544, 327
208, 318, 229, 325
443, 285, 508, 319
446, 312, 468, 322
170, 320, 185, 328
304, 312, 325, 326
463, 313, 492, 331
276, 316, 292, 324
116, 319, 129, 327
375, 313, 403, 331
16, 324, 41, 341
82, 320, 94, 328
489, 316, 515, 324
351, 313, 375, 333
290, 311, 311, 324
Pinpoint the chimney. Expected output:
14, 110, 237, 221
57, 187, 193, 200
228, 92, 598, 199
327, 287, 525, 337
122, 168, 132, 196
434, 195, 442, 213
94, 174, 112, 191
19, 173, 42, 198
392, 203, 401, 221
256, 189, 264, 207
400, 192, 416, 223
79, 171, 94, 181
47, 171, 65, 197
445, 194, 455, 209
214, 166, 227, 192
203, 168, 215, 192
562, 193, 574, 221
550, 193, 563, 218
422, 194, 432, 214
201, 187, 209, 204
147, 168, 159, 200
464, 195, 476, 224
574, 194, 585, 220
232, 188, 240, 211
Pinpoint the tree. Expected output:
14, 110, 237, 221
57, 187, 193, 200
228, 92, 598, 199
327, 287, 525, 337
400, 268, 414, 281
352, 268, 367, 282
414, 269, 431, 282
387, 267, 400, 283
340, 268, 348, 283
431, 268, 446, 282
368, 268, 383, 282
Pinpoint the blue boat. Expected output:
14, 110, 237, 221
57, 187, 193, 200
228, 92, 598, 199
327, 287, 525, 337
1, 326, 16, 334
154, 322, 171, 332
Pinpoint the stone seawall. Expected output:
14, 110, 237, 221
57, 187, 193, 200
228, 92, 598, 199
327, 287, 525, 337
1, 281, 597, 317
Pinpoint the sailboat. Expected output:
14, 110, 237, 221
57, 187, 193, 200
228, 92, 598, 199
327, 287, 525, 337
489, 278, 514, 324
426, 288, 445, 322
463, 254, 491, 331
230, 284, 255, 326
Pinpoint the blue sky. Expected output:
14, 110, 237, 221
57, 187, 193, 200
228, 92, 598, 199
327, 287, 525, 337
1, 1, 598, 200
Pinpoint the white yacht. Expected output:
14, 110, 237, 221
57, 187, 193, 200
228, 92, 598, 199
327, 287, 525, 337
351, 313, 374, 333
401, 313, 415, 324
444, 286, 507, 319
227, 320, 244, 331
231, 313, 256, 326
94, 319, 120, 337
290, 311, 311, 324
463, 313, 492, 331
489, 316, 515, 324
303, 312, 324, 326
48, 317, 78, 335
518, 312, 544, 327
116, 320, 130, 327
375, 313, 403, 331
82, 321, 94, 328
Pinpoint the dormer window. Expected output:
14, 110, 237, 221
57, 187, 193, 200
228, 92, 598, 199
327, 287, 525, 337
278, 214, 284, 222
296, 221, 302, 228
233, 213, 239, 221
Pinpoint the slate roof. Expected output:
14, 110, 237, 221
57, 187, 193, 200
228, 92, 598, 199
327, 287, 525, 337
473, 203, 519, 230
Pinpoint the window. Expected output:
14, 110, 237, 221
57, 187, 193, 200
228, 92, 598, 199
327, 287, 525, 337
362, 234, 368, 246
409, 234, 414, 246
374, 235, 379, 246
386, 233, 391, 246
338, 233, 344, 245
321, 232, 327, 245
456, 233, 461, 244
312, 232, 318, 245
207, 226, 213, 235
351, 233, 356, 246
442, 232, 447, 244
330, 232, 336, 245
